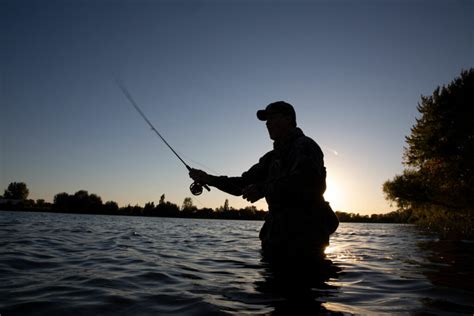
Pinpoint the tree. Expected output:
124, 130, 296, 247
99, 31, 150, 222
159, 194, 166, 205
104, 201, 119, 213
143, 201, 155, 216
88, 193, 103, 212
3, 182, 29, 200
156, 201, 179, 217
54, 192, 71, 211
223, 199, 230, 212
181, 197, 198, 217
182, 197, 194, 211
72, 190, 92, 212
383, 69, 474, 238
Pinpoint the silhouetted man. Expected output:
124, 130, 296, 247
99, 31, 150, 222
190, 101, 338, 265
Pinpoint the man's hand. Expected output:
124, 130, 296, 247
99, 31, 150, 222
189, 168, 211, 185
242, 184, 262, 203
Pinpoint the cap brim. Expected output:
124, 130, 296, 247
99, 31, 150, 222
256, 110, 267, 121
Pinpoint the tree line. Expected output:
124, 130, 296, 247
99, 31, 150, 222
0, 183, 266, 220
1, 182, 409, 223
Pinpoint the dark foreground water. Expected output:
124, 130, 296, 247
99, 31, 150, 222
1, 211, 473, 315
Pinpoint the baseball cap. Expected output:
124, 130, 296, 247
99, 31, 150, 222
256, 101, 296, 122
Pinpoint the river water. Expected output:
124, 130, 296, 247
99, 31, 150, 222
1, 211, 473, 315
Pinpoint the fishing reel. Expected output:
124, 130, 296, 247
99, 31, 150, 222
190, 181, 210, 196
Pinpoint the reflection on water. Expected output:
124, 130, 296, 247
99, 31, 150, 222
256, 258, 342, 315
416, 239, 474, 314
324, 223, 474, 315
0, 211, 473, 315
419, 239, 474, 290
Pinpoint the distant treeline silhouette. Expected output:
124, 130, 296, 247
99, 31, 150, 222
1, 182, 411, 223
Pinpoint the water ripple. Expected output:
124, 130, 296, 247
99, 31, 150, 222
0, 212, 473, 315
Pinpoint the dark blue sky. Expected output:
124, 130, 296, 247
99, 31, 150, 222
1, 0, 473, 213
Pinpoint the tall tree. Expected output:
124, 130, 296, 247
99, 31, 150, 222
223, 199, 230, 212
3, 182, 29, 200
159, 194, 166, 205
383, 69, 474, 237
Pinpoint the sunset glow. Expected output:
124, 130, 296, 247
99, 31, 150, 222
2, 1, 472, 214
324, 176, 343, 210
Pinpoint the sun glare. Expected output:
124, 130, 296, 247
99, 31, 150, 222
324, 177, 343, 208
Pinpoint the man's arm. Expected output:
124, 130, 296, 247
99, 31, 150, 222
189, 152, 273, 201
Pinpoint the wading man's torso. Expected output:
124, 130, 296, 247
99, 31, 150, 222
209, 128, 335, 261
189, 101, 338, 263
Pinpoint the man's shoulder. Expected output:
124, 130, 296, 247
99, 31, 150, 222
259, 149, 275, 163
294, 133, 322, 153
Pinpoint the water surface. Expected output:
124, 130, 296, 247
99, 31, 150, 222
1, 211, 473, 315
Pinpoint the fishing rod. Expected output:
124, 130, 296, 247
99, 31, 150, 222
115, 78, 210, 196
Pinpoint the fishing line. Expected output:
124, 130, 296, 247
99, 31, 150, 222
175, 150, 222, 176
115, 77, 210, 196
115, 77, 266, 205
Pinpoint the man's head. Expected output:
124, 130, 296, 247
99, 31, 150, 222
257, 101, 297, 140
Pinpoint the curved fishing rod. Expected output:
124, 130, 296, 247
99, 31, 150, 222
115, 78, 210, 196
